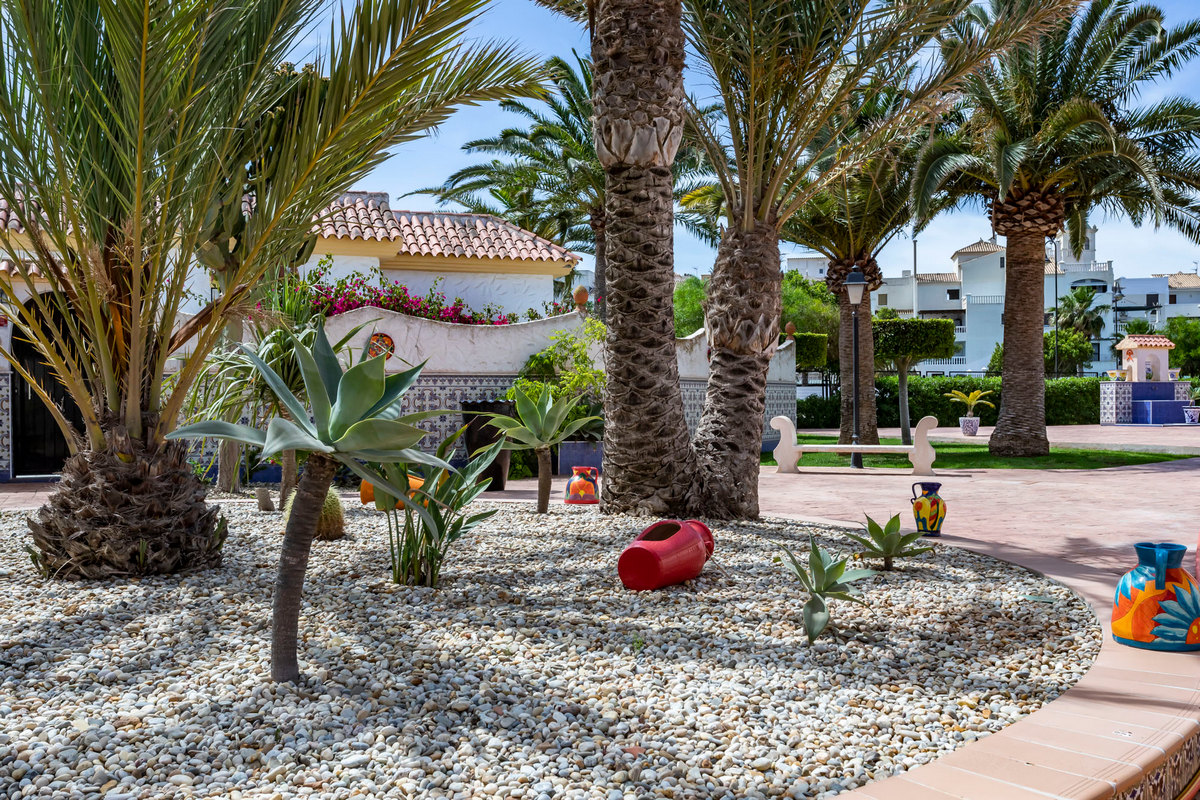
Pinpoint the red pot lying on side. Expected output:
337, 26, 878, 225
618, 519, 714, 591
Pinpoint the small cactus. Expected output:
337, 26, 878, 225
283, 487, 345, 541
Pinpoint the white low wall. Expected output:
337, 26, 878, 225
324, 307, 592, 374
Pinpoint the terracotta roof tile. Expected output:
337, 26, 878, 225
1153, 271, 1200, 289
317, 192, 578, 263
915, 272, 959, 283
1115, 334, 1175, 350
952, 239, 1004, 259
1045, 261, 1064, 275
0, 259, 41, 279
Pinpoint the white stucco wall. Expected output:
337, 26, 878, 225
675, 330, 795, 383
324, 307, 592, 374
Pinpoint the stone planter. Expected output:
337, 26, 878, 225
558, 440, 603, 476
1184, 406, 1200, 425
959, 416, 980, 436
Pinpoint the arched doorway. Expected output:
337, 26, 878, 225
10, 298, 84, 477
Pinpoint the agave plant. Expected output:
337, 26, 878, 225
843, 514, 933, 572
486, 383, 598, 513
778, 536, 874, 644
169, 325, 445, 682
944, 389, 995, 419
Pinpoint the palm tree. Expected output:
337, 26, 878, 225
423, 55, 604, 309
780, 87, 957, 448
671, 0, 1071, 518
915, 0, 1200, 457
1056, 286, 1111, 339
0, 0, 544, 578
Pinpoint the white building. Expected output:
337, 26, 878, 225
782, 254, 831, 281
871, 227, 1117, 374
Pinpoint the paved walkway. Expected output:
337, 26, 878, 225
809, 423, 1200, 455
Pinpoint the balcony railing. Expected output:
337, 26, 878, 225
966, 294, 1004, 304
954, 325, 967, 335
1059, 261, 1113, 273
925, 357, 967, 366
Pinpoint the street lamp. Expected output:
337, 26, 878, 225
844, 266, 867, 469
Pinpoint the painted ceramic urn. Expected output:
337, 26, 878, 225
911, 482, 946, 537
618, 520, 714, 591
1112, 542, 1200, 651
565, 466, 599, 505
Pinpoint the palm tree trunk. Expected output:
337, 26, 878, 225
27, 434, 221, 579
898, 364, 912, 446
692, 225, 782, 519
536, 446, 552, 513
279, 449, 298, 507
272, 451, 336, 683
592, 0, 698, 515
836, 292, 879, 445
591, 211, 607, 322
990, 229, 1050, 457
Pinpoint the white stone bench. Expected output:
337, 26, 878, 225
769, 415, 938, 475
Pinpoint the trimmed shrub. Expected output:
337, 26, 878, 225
797, 394, 841, 428
793, 333, 828, 370
874, 375, 1100, 426
873, 318, 957, 363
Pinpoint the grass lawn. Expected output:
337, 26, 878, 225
760, 434, 1196, 470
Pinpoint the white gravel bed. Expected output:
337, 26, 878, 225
0, 503, 1100, 800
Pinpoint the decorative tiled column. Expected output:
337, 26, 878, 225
1100, 381, 1132, 425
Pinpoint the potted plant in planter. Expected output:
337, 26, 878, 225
944, 389, 995, 436
1185, 387, 1200, 425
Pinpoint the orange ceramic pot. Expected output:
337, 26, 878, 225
565, 466, 599, 504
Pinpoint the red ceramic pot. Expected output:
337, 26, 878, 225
618, 519, 714, 591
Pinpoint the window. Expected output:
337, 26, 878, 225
1000, 256, 1005, 269
947, 288, 961, 300
1092, 343, 1101, 362
1147, 293, 1159, 306
878, 293, 888, 305
1170, 294, 1177, 305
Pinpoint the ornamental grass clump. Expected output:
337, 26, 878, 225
778, 536, 873, 643
373, 428, 501, 587
843, 514, 932, 571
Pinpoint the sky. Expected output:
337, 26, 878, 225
348, 0, 1200, 281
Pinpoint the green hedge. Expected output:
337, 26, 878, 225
873, 318, 956, 361
875, 376, 1100, 427
798, 376, 1101, 428
792, 333, 828, 370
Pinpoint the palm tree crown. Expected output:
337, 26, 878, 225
1056, 286, 1112, 338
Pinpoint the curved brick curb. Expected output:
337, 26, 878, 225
806, 528, 1200, 800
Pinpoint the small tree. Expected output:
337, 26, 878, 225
792, 333, 828, 372
988, 330, 1094, 377
873, 319, 956, 444
673, 276, 707, 337
1164, 318, 1200, 377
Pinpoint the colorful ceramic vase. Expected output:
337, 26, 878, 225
1112, 542, 1200, 651
618, 520, 714, 591
911, 482, 946, 537
564, 466, 599, 504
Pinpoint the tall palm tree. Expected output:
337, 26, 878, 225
915, 0, 1200, 457
1056, 286, 1111, 339
780, 88, 957, 448
0, 0, 544, 578
672, 0, 1072, 518
423, 55, 605, 308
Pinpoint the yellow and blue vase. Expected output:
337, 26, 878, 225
1112, 542, 1200, 651
911, 482, 946, 537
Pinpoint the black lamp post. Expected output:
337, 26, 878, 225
844, 266, 867, 469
